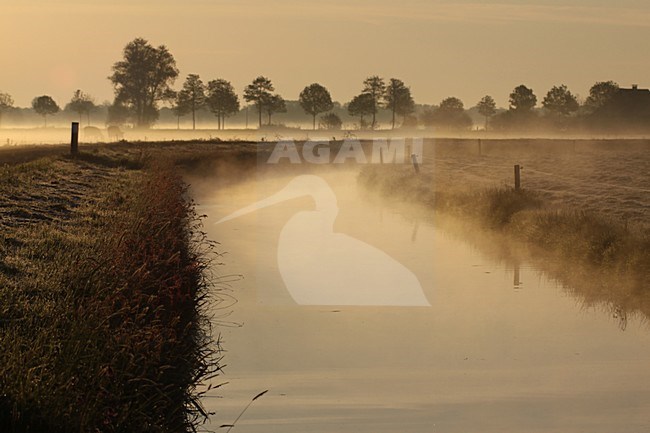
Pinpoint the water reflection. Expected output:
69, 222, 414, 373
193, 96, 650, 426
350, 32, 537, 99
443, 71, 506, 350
189, 167, 650, 433
513, 263, 522, 289
417, 206, 650, 332
411, 219, 419, 243
214, 175, 429, 306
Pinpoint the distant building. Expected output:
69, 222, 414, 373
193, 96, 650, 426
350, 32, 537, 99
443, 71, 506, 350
615, 84, 650, 109
597, 84, 650, 131
611, 85, 650, 121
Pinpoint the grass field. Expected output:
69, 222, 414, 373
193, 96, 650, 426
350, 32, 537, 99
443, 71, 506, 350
0, 143, 247, 432
359, 138, 650, 320
411, 139, 650, 230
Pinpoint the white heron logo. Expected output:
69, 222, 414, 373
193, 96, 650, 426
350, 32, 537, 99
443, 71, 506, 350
216, 175, 429, 307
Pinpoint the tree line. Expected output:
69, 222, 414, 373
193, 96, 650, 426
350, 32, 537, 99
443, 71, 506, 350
1, 37, 648, 132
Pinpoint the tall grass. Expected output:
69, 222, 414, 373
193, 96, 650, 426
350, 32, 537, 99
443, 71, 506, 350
512, 210, 650, 274
359, 164, 649, 283
0, 155, 221, 432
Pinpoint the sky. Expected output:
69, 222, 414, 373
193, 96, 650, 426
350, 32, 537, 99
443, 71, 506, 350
2, 0, 650, 108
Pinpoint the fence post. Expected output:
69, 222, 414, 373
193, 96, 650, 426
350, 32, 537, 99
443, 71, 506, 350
411, 153, 420, 173
514, 164, 521, 190
71, 122, 79, 154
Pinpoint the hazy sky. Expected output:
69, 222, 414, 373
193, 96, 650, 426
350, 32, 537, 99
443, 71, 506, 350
2, 0, 650, 108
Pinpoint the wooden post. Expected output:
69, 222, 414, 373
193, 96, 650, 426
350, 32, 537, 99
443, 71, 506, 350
514, 164, 521, 190
478, 139, 482, 156
411, 153, 420, 173
71, 122, 79, 154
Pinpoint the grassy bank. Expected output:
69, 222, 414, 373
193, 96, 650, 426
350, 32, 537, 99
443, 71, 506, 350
359, 164, 650, 286
0, 147, 222, 432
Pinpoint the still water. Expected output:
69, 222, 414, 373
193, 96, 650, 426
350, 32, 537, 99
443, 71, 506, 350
191, 168, 650, 433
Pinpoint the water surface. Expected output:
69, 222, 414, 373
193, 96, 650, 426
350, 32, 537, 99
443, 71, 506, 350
192, 169, 650, 433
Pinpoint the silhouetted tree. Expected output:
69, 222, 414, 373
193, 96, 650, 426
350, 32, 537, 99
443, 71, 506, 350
361, 76, 386, 129
476, 95, 497, 131
543, 85, 579, 117
299, 83, 333, 130
347, 93, 374, 129
31, 95, 59, 127
67, 89, 96, 125
264, 94, 286, 125
542, 85, 579, 130
584, 81, 650, 132
509, 85, 537, 112
385, 78, 415, 129
206, 79, 240, 130
420, 107, 435, 126
319, 112, 342, 130
107, 102, 131, 126
0, 92, 14, 128
167, 90, 188, 129
401, 114, 419, 129
177, 74, 206, 130
493, 85, 539, 130
422, 97, 472, 130
109, 37, 179, 128
584, 81, 619, 113
243, 76, 274, 128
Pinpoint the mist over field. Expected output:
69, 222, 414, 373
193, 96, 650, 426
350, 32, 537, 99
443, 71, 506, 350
1, 1, 650, 433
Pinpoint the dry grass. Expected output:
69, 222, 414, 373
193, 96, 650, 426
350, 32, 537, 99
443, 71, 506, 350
417, 139, 650, 230
0, 146, 226, 432
359, 139, 650, 312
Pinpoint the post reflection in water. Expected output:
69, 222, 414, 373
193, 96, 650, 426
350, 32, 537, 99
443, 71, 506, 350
514, 263, 522, 289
